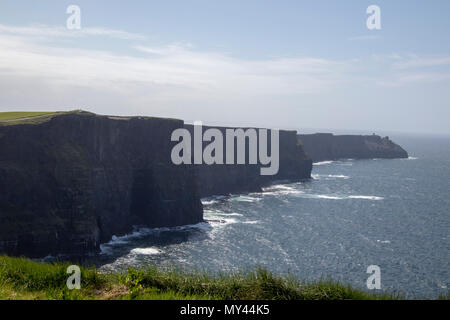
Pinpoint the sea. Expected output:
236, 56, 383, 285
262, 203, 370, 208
94, 134, 450, 299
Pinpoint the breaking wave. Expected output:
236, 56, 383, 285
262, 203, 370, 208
348, 195, 384, 200
100, 222, 212, 255
230, 195, 262, 202
312, 174, 350, 180
131, 247, 162, 255
313, 161, 334, 166
261, 184, 304, 196
295, 194, 384, 200
201, 195, 229, 205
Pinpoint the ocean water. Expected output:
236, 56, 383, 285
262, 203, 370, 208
96, 135, 450, 299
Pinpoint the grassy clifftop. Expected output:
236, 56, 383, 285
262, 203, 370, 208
0, 111, 79, 126
0, 110, 183, 126
0, 256, 400, 300
0, 111, 57, 120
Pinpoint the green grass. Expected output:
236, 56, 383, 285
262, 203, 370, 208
0, 112, 57, 121
0, 256, 405, 300
120, 265, 400, 300
0, 110, 97, 126
0, 111, 68, 126
0, 110, 182, 126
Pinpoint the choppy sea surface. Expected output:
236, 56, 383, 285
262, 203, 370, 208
95, 135, 450, 298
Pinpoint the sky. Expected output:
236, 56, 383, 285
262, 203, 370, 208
0, 0, 449, 135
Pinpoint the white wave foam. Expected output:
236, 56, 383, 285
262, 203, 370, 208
101, 222, 212, 251
376, 240, 391, 244
336, 161, 353, 166
201, 195, 229, 205
242, 220, 260, 224
313, 161, 334, 166
348, 195, 384, 200
291, 193, 344, 200
131, 247, 161, 255
203, 209, 242, 217
263, 184, 295, 191
203, 210, 240, 227
262, 184, 304, 196
315, 195, 343, 200
231, 195, 261, 202
312, 174, 349, 180
329, 174, 349, 179
264, 190, 304, 196
205, 217, 238, 225
219, 212, 244, 217
201, 200, 217, 205
296, 194, 383, 201
104, 232, 144, 246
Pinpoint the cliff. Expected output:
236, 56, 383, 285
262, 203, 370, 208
298, 133, 408, 162
185, 125, 312, 197
0, 112, 312, 257
0, 112, 203, 257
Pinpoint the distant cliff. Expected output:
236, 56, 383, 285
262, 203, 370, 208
185, 125, 312, 197
0, 112, 312, 257
298, 133, 408, 162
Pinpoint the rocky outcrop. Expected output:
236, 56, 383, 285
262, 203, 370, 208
0, 112, 312, 257
298, 133, 408, 162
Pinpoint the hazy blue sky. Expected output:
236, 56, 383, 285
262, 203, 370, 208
0, 1, 449, 134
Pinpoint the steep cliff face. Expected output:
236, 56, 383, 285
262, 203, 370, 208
184, 125, 312, 197
298, 133, 408, 162
0, 112, 312, 257
0, 112, 203, 257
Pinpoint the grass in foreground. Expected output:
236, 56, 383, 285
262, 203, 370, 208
0, 256, 399, 300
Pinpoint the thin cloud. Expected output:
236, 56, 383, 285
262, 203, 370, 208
0, 24, 147, 40
393, 56, 450, 69
371, 53, 450, 69
0, 23, 449, 130
377, 72, 450, 87
0, 25, 349, 96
